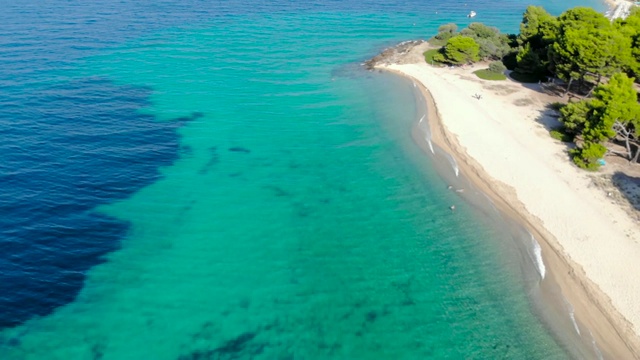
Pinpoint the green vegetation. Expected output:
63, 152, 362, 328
428, 23, 458, 46
549, 127, 573, 142
432, 35, 480, 65
426, 5, 640, 169
513, 6, 559, 81
570, 143, 608, 171
423, 49, 443, 65
474, 69, 507, 80
460, 23, 512, 61
488, 61, 507, 73
473, 61, 507, 81
429, 22, 511, 65
508, 72, 539, 83
559, 73, 640, 168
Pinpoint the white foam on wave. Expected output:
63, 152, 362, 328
445, 154, 459, 177
530, 234, 546, 280
589, 330, 605, 360
427, 139, 435, 154
563, 295, 608, 359
564, 299, 581, 335
418, 114, 435, 154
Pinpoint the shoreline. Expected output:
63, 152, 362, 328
374, 45, 640, 358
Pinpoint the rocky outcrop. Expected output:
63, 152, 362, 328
363, 40, 425, 70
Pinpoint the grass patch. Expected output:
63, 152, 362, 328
509, 71, 541, 83
473, 69, 506, 81
549, 127, 573, 142
423, 49, 442, 65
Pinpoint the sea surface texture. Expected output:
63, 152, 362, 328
0, 0, 605, 359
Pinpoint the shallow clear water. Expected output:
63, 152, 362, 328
1, 0, 607, 358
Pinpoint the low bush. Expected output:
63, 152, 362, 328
570, 142, 606, 171
488, 61, 507, 74
549, 128, 573, 142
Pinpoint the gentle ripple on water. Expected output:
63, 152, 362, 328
0, 0, 608, 358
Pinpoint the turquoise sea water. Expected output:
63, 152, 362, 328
1, 0, 608, 359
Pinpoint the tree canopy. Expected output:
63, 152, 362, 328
430, 23, 458, 45
434, 35, 480, 65
561, 73, 640, 168
514, 6, 557, 77
548, 8, 634, 93
460, 23, 511, 60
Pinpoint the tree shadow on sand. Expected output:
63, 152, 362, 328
611, 172, 640, 211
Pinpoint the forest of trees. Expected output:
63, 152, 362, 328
428, 6, 640, 170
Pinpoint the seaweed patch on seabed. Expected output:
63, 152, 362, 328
0, 325, 29, 347
391, 276, 416, 306
262, 185, 290, 197
91, 342, 106, 360
228, 147, 250, 154
293, 201, 313, 218
178, 331, 266, 360
199, 146, 219, 174
174, 111, 205, 129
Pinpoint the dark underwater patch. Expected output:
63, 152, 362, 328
199, 146, 219, 174
228, 146, 250, 154
179, 331, 266, 360
0, 78, 189, 329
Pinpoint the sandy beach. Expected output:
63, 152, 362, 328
376, 43, 640, 358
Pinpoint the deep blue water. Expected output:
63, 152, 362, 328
0, 78, 189, 327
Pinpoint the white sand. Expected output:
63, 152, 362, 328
379, 54, 640, 356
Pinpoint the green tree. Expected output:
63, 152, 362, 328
591, 73, 640, 160
432, 23, 458, 44
466, 22, 500, 39
518, 6, 558, 49
615, 9, 640, 75
441, 36, 480, 64
562, 73, 640, 168
587, 73, 639, 142
570, 142, 607, 170
560, 99, 591, 134
548, 7, 619, 93
460, 23, 511, 60
515, 43, 544, 76
514, 6, 557, 77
